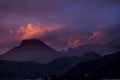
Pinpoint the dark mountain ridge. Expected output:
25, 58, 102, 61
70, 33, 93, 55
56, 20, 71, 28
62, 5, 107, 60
60, 51, 120, 80
0, 52, 101, 78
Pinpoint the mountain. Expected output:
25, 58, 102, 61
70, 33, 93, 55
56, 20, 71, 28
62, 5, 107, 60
42, 52, 100, 76
61, 51, 120, 80
86, 51, 120, 79
43, 56, 80, 76
0, 53, 101, 78
0, 39, 63, 63
64, 44, 115, 57
39, 52, 100, 76
67, 54, 113, 76
0, 60, 44, 78
0, 56, 81, 78
80, 51, 100, 62
109, 38, 120, 51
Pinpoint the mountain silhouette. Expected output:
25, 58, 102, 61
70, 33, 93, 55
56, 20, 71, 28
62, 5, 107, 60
80, 51, 100, 62
64, 44, 115, 56
86, 51, 120, 79
45, 52, 100, 77
43, 56, 80, 76
0, 39, 62, 63
109, 38, 120, 51
0, 60, 44, 78
0, 54, 97, 78
62, 51, 120, 80
0, 56, 81, 78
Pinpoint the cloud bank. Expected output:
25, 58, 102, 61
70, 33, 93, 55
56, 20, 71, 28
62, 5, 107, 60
0, 0, 120, 53
15, 23, 63, 40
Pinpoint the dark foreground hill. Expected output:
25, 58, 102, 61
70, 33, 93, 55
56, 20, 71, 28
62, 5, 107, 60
0, 52, 101, 79
0, 60, 43, 78
87, 51, 120, 79
59, 51, 120, 80
0, 56, 81, 78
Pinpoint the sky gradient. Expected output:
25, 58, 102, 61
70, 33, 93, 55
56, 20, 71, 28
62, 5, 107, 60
0, 0, 120, 54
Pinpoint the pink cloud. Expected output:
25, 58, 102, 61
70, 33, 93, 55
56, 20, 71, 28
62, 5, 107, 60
88, 31, 106, 42
66, 28, 108, 48
66, 35, 88, 48
15, 23, 63, 40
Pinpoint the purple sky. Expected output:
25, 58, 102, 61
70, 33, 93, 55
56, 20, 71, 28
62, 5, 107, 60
0, 0, 120, 54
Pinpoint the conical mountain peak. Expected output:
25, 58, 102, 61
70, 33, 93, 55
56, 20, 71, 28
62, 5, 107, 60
0, 39, 62, 63
20, 39, 46, 47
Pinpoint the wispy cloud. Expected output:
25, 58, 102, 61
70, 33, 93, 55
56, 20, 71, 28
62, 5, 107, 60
15, 23, 63, 40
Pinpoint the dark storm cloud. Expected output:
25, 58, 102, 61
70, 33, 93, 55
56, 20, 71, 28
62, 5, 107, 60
0, 0, 65, 17
0, 0, 120, 25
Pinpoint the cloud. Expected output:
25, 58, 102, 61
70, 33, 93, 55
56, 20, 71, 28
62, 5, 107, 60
0, 0, 120, 26
66, 35, 88, 48
0, 23, 120, 53
39, 24, 120, 50
88, 24, 120, 44
0, 33, 19, 54
65, 31, 105, 48
67, 37, 82, 48
88, 31, 106, 43
15, 23, 63, 40
65, 24, 120, 48
0, 0, 120, 53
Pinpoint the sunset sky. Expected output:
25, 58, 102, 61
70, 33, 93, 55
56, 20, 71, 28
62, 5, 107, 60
0, 0, 120, 54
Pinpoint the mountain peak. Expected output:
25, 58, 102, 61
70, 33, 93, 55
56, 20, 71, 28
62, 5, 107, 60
0, 39, 62, 63
20, 39, 46, 47
80, 51, 100, 62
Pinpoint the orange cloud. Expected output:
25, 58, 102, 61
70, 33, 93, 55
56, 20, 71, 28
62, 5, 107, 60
16, 23, 63, 40
67, 36, 84, 48
88, 31, 106, 43
67, 38, 80, 47
66, 31, 106, 48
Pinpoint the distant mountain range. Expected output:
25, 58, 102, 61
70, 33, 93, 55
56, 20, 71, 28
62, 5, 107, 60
62, 44, 117, 56
109, 38, 120, 50
0, 38, 119, 63
0, 39, 120, 79
0, 56, 83, 78
63, 41, 119, 56
1, 51, 120, 79
0, 48, 101, 78
0, 52, 100, 78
